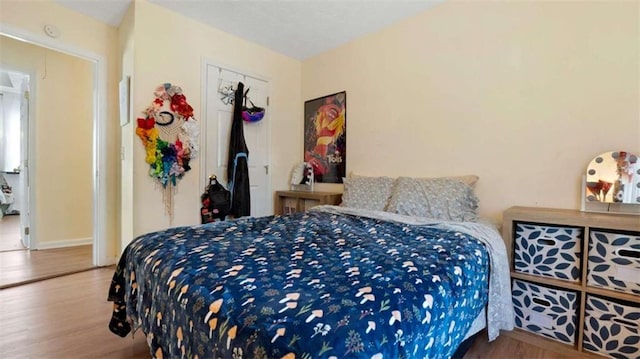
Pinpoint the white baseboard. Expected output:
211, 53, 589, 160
101, 256, 118, 266
35, 237, 92, 250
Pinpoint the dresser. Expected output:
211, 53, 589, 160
274, 190, 342, 215
502, 206, 640, 358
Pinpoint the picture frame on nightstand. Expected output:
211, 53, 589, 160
290, 162, 314, 191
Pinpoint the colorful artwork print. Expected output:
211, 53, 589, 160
304, 92, 346, 183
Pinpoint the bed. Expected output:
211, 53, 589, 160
108, 175, 514, 358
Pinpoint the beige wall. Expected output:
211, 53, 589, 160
3, 0, 637, 253
0, 35, 93, 245
126, 1, 302, 240
302, 1, 640, 223
1, 1, 120, 254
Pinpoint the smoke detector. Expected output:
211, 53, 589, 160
44, 24, 60, 38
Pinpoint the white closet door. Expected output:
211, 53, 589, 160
203, 64, 271, 217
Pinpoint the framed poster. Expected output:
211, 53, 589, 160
304, 91, 346, 183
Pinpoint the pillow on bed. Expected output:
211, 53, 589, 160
386, 176, 479, 221
341, 174, 396, 211
444, 175, 479, 189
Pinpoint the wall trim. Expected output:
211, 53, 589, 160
35, 237, 92, 250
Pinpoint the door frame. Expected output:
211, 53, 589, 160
0, 66, 32, 248
0, 23, 108, 265
19, 72, 31, 248
200, 58, 273, 215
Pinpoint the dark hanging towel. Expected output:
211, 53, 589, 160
227, 81, 251, 217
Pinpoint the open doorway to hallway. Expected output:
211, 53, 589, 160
0, 35, 95, 287
1, 70, 27, 252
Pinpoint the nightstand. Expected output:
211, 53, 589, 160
274, 190, 342, 215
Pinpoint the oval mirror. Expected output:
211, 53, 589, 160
583, 151, 640, 214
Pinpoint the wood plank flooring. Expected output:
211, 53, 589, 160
0, 214, 24, 251
464, 331, 583, 359
0, 245, 94, 288
0, 267, 149, 359
0, 267, 592, 359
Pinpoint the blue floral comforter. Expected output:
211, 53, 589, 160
108, 209, 490, 358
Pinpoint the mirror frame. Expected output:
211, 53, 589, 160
581, 150, 640, 215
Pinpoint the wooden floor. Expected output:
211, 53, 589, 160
0, 267, 589, 359
0, 267, 149, 359
0, 214, 95, 288
0, 245, 94, 288
464, 332, 581, 359
0, 214, 24, 251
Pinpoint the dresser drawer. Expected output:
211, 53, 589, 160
512, 279, 579, 345
514, 222, 582, 281
583, 294, 640, 358
587, 229, 640, 295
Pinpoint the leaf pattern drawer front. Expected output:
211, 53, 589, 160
512, 279, 578, 344
583, 295, 640, 359
514, 222, 582, 281
588, 230, 640, 295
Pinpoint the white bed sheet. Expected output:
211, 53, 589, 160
464, 308, 486, 340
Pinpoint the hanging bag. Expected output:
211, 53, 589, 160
241, 88, 265, 123
200, 175, 231, 223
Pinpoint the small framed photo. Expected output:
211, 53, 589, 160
119, 76, 130, 126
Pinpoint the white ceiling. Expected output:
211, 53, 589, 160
53, 0, 444, 60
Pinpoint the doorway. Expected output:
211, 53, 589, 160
0, 69, 28, 252
0, 28, 106, 286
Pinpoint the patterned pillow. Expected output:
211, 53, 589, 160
386, 177, 479, 221
446, 175, 479, 189
341, 175, 396, 211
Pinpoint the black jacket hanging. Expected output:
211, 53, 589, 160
227, 82, 251, 217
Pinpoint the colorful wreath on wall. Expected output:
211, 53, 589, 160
136, 83, 200, 216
